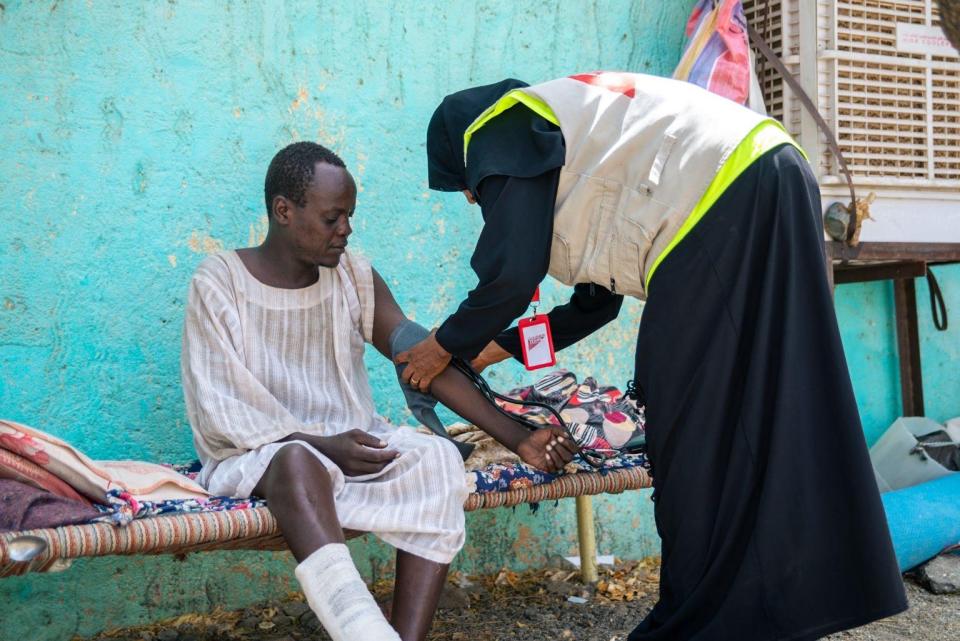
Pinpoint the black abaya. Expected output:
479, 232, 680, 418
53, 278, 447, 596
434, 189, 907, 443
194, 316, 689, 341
426, 85, 907, 638
629, 144, 907, 640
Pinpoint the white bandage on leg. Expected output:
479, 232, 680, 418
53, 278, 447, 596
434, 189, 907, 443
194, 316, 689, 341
295, 543, 401, 641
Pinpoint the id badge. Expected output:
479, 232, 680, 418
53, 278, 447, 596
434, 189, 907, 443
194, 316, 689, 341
518, 314, 556, 371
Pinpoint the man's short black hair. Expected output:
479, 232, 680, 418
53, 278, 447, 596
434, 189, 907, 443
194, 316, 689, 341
264, 142, 346, 215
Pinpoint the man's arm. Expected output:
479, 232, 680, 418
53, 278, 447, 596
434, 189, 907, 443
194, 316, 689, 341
369, 267, 577, 473
369, 268, 409, 359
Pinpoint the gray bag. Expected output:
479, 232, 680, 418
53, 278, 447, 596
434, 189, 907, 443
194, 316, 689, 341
870, 417, 958, 493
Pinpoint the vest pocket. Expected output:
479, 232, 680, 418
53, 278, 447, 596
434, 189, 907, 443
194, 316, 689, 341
549, 233, 574, 284
620, 184, 675, 247
612, 236, 650, 298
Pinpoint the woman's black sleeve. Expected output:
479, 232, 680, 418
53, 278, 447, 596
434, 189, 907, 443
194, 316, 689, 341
434, 170, 558, 360
493, 284, 624, 360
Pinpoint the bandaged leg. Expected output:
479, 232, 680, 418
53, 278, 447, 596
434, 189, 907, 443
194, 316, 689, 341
295, 543, 401, 641
390, 319, 474, 459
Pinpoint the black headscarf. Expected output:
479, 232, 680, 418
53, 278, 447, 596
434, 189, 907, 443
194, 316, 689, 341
426, 78, 565, 195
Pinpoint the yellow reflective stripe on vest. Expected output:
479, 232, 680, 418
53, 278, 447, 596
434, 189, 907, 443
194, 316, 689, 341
644, 120, 807, 292
462, 90, 560, 162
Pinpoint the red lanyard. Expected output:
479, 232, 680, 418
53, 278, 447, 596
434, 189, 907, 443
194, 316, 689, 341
518, 286, 556, 371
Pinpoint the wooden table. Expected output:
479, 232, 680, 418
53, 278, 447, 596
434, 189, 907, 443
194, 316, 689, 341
828, 242, 960, 417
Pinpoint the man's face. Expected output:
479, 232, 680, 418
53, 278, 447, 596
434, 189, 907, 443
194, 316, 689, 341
286, 163, 356, 267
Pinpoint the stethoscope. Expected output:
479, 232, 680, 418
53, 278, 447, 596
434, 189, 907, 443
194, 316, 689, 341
450, 357, 619, 469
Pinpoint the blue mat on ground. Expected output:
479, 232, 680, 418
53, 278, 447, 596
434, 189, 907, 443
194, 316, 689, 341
882, 473, 960, 571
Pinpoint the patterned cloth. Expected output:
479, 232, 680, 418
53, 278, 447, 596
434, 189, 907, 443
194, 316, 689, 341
91, 488, 265, 526
674, 0, 753, 106
0, 480, 101, 533
0, 419, 208, 504
494, 370, 646, 462
466, 453, 650, 495
85, 461, 263, 525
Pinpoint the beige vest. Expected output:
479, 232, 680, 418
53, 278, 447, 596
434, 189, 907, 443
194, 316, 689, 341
472, 73, 771, 299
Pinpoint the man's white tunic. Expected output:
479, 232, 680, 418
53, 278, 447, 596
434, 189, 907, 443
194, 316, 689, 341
181, 250, 466, 563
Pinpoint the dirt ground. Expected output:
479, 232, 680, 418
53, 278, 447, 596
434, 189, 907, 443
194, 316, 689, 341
78, 558, 960, 641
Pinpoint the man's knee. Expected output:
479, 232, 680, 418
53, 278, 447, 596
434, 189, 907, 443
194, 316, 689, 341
261, 443, 333, 499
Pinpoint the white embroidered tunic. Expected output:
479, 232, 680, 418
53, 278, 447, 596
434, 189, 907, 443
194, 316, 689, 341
181, 250, 466, 563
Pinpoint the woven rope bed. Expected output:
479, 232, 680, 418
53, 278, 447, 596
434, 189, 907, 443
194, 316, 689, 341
0, 464, 651, 577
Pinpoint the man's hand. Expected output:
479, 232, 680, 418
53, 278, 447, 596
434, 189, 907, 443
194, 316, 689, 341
516, 427, 579, 473
304, 429, 399, 477
394, 329, 451, 392
470, 340, 512, 373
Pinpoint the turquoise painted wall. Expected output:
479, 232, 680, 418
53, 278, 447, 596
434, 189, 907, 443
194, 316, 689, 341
835, 265, 960, 446
0, 1, 957, 639
0, 1, 688, 638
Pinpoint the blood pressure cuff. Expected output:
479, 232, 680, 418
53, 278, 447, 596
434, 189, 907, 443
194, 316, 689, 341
389, 319, 475, 460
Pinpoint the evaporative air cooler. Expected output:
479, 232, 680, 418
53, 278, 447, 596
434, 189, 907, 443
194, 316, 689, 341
742, 0, 960, 241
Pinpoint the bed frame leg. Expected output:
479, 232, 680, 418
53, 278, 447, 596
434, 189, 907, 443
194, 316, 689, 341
575, 495, 599, 583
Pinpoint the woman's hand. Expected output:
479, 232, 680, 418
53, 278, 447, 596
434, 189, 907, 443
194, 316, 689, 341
516, 427, 579, 473
394, 330, 451, 392
470, 340, 512, 373
295, 430, 399, 477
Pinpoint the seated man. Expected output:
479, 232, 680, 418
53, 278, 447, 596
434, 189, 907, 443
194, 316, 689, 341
180, 142, 576, 641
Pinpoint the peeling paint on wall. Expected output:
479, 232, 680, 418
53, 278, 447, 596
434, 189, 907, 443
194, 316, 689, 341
248, 215, 269, 246
289, 86, 308, 111
186, 231, 225, 255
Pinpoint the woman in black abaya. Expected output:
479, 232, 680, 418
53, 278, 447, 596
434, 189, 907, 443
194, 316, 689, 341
397, 78, 907, 640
